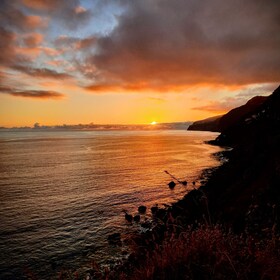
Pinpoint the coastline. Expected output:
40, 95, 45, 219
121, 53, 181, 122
97, 141, 231, 278
0, 130, 222, 279
106, 86, 280, 279
102, 91, 280, 278
102, 154, 278, 279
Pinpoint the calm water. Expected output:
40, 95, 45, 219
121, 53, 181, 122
0, 130, 222, 279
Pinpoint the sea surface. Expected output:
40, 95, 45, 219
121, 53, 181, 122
0, 130, 223, 279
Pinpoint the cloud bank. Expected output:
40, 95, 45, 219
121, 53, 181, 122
0, 0, 279, 102
84, 0, 280, 92
0, 86, 65, 99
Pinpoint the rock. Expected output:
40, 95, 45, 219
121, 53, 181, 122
168, 181, 176, 189
108, 233, 121, 244
123, 210, 133, 222
133, 214, 140, 222
155, 208, 167, 221
138, 205, 147, 214
151, 205, 158, 214
141, 221, 151, 229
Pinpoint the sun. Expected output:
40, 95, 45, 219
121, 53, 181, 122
150, 121, 157, 125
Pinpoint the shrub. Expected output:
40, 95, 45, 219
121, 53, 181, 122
124, 225, 280, 280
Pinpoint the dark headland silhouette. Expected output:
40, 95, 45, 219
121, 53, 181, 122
131, 85, 280, 238
187, 85, 280, 231
188, 95, 268, 132
103, 86, 280, 279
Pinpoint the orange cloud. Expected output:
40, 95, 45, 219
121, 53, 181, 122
15, 46, 41, 59
15, 45, 61, 61
74, 6, 87, 14
191, 83, 277, 114
192, 102, 232, 114
25, 15, 48, 29
23, 33, 44, 47
80, 0, 280, 93
40, 46, 62, 57
22, 0, 57, 11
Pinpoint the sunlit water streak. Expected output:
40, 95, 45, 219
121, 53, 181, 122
0, 130, 223, 279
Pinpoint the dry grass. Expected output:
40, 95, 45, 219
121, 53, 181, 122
55, 222, 280, 280
121, 225, 280, 280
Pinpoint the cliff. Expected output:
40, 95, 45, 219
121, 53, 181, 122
107, 86, 280, 279
188, 115, 223, 132
203, 85, 280, 231
171, 86, 280, 232
188, 95, 267, 133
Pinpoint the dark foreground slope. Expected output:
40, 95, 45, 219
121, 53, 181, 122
203, 86, 280, 230
188, 95, 267, 132
107, 86, 280, 280
77, 87, 280, 280
166, 87, 280, 232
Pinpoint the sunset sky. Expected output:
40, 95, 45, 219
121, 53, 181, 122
0, 0, 279, 127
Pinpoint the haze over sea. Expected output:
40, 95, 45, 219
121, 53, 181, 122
0, 130, 223, 279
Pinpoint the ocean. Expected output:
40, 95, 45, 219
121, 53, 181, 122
0, 130, 223, 279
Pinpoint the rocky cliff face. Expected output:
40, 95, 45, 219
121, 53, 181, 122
188, 115, 223, 132
203, 86, 280, 232
215, 87, 279, 146
219, 96, 268, 132
188, 95, 267, 133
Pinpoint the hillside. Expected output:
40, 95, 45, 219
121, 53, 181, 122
188, 115, 223, 132
188, 95, 267, 133
139, 84, 280, 246
203, 85, 280, 229
94, 86, 280, 280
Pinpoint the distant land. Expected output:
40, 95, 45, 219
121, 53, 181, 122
0, 122, 192, 131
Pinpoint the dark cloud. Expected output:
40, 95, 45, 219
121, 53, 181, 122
1, 0, 279, 99
85, 0, 280, 91
12, 65, 72, 79
10, 90, 65, 99
0, 84, 65, 99
21, 0, 92, 29
0, 68, 66, 100
0, 27, 16, 66
0, 85, 13, 93
0, 0, 47, 31
0, 0, 47, 69
0, 0, 88, 102
0, 28, 69, 83
0, 0, 91, 34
